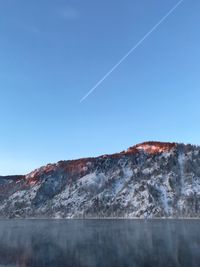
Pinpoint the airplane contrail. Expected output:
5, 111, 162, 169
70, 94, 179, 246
80, 0, 184, 103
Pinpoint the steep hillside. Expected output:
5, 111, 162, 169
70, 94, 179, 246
0, 142, 200, 218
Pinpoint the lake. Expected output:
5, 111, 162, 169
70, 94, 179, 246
0, 219, 199, 267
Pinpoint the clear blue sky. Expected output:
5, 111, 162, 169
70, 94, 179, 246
0, 0, 200, 175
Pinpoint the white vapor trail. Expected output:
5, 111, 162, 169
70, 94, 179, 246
80, 0, 184, 103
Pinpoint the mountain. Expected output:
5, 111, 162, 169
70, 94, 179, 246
0, 141, 200, 218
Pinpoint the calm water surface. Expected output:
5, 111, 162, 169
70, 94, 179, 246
0, 219, 199, 267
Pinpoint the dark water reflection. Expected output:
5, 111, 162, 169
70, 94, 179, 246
0, 219, 199, 267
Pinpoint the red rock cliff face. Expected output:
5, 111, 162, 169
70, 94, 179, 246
24, 142, 177, 183
126, 142, 177, 155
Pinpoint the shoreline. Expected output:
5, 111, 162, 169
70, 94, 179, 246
0, 217, 200, 221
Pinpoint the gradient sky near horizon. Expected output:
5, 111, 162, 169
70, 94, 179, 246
0, 0, 200, 175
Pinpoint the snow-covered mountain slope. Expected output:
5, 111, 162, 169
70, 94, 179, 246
1, 142, 200, 218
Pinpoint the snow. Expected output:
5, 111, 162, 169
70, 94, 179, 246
160, 185, 169, 215
80, 173, 107, 191
178, 152, 185, 193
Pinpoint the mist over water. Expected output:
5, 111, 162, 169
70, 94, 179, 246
0, 220, 199, 267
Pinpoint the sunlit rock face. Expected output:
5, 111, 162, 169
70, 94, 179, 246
0, 142, 200, 218
134, 142, 176, 154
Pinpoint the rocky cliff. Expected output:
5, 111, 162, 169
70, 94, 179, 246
1, 142, 200, 218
